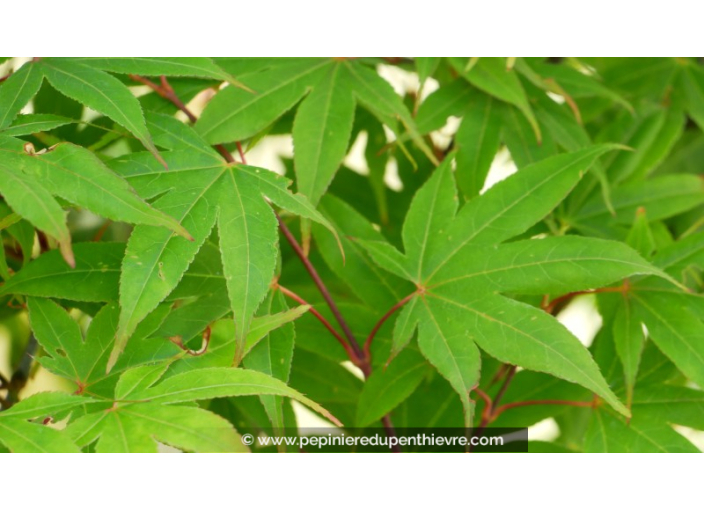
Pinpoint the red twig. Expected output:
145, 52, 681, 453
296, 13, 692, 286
492, 398, 595, 417
276, 213, 368, 374
92, 220, 112, 242
543, 282, 630, 314
236, 141, 247, 164
277, 285, 359, 364
363, 293, 416, 362
381, 415, 402, 453
216, 145, 235, 163
491, 365, 516, 411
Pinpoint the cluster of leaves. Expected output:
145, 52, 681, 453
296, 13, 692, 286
0, 57, 703, 452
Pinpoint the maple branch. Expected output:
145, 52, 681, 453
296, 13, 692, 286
491, 365, 516, 412
236, 141, 247, 164
277, 285, 360, 364
92, 220, 112, 242
276, 213, 368, 373
381, 415, 402, 453
473, 387, 493, 424
216, 145, 236, 163
491, 398, 596, 417
363, 292, 416, 362
542, 282, 630, 315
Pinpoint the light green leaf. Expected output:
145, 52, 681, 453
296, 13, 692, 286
0, 418, 80, 453
314, 194, 413, 310
585, 409, 699, 453
415, 296, 481, 426
342, 61, 438, 165
572, 174, 704, 235
0, 242, 123, 302
0, 392, 92, 420
40, 59, 164, 164
430, 236, 672, 295
197, 59, 329, 144
0, 62, 44, 129
449, 57, 541, 142
626, 208, 657, 259
613, 298, 645, 407
632, 291, 704, 390
74, 403, 250, 453
28, 298, 176, 396
359, 147, 630, 418
430, 290, 628, 417
0, 143, 71, 262
244, 292, 298, 433
356, 348, 429, 427
293, 62, 355, 206
426, 146, 620, 283
415, 57, 440, 84
632, 385, 704, 430
454, 94, 502, 198
415, 80, 478, 134
131, 367, 342, 426
682, 63, 704, 133
75, 57, 249, 89
111, 152, 338, 370
28, 143, 190, 238
1, 113, 73, 136
243, 302, 309, 357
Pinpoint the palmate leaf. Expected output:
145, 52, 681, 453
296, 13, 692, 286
70, 402, 249, 453
0, 134, 189, 266
108, 146, 339, 370
585, 409, 699, 453
28, 298, 178, 398
64, 365, 340, 452
0, 392, 90, 453
0, 417, 80, 453
18, 304, 337, 452
197, 58, 436, 209
357, 147, 674, 423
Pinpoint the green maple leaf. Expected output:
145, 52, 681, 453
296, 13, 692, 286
27, 298, 178, 398
196, 58, 437, 211
21, 299, 339, 452
107, 127, 340, 370
357, 147, 676, 424
62, 365, 341, 453
0, 393, 86, 452
0, 135, 189, 267
585, 383, 704, 453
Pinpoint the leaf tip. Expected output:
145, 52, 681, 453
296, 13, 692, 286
59, 241, 75, 269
